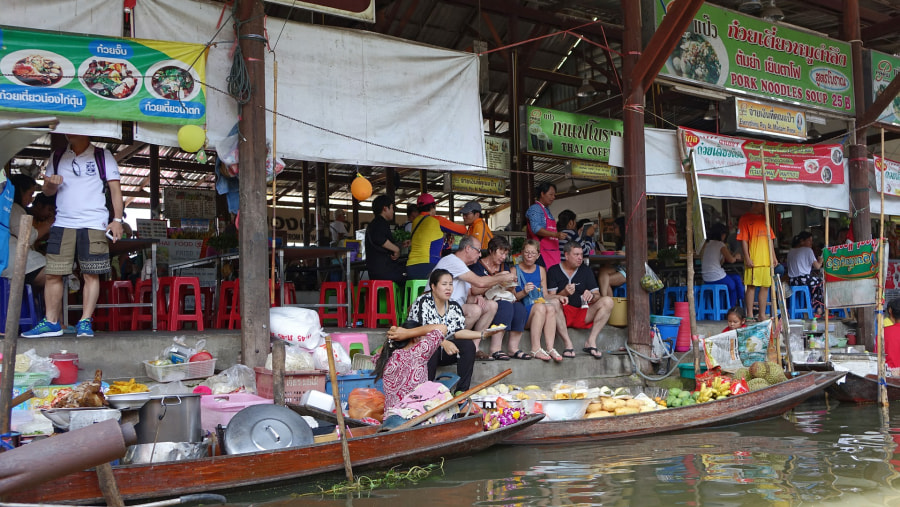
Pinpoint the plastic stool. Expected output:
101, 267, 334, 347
269, 280, 297, 307
216, 280, 241, 329
200, 286, 215, 329
132, 278, 170, 330
661, 286, 687, 316
165, 276, 204, 331
612, 283, 627, 298
0, 279, 40, 333
353, 280, 398, 328
696, 284, 730, 320
788, 285, 814, 319
331, 332, 370, 356
319, 282, 349, 327
401, 279, 429, 324
831, 308, 848, 319
95, 281, 134, 331
753, 287, 781, 318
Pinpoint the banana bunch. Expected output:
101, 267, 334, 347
696, 384, 716, 403
696, 377, 732, 403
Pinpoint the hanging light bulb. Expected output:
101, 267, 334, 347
703, 102, 717, 121
738, 0, 762, 13
576, 77, 597, 98
761, 0, 784, 22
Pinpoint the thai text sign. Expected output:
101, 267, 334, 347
163, 188, 217, 219
0, 26, 207, 124
870, 50, 900, 127
680, 127, 845, 185
874, 155, 900, 196
733, 97, 806, 139
484, 135, 510, 176
571, 160, 617, 182
524, 106, 623, 165
823, 239, 881, 282
655, 2, 854, 115
449, 173, 505, 197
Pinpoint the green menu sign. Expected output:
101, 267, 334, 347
655, 2, 854, 115
823, 239, 881, 281
0, 26, 208, 124
523, 106, 623, 164
870, 50, 900, 127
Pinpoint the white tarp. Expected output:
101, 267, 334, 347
645, 128, 850, 212
1, 0, 123, 139
134, 0, 486, 171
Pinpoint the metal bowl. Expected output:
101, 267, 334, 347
539, 399, 590, 422
106, 392, 151, 410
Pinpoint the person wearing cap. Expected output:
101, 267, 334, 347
406, 192, 467, 280
461, 201, 493, 251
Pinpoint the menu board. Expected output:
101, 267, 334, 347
136, 218, 168, 240
163, 188, 216, 219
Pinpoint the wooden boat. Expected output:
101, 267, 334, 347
503, 371, 844, 445
825, 371, 900, 403
5, 413, 542, 505
289, 403, 369, 427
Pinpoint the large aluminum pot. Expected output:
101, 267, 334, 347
123, 441, 210, 464
135, 394, 202, 444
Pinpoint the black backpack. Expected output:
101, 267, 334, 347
50, 146, 116, 222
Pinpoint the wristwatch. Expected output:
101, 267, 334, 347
113, 218, 125, 224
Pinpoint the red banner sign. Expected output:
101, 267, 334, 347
680, 128, 845, 185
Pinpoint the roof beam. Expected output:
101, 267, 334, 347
862, 16, 900, 44
443, 0, 623, 40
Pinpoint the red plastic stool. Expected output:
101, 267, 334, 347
200, 287, 215, 329
269, 280, 297, 307
353, 280, 397, 328
93, 281, 116, 331
166, 276, 204, 331
96, 281, 134, 331
331, 332, 370, 356
319, 282, 348, 327
216, 279, 241, 329
131, 278, 170, 330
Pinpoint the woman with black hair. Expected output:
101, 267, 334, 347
373, 268, 504, 408
2, 174, 47, 288
786, 231, 824, 317
701, 222, 744, 308
525, 182, 567, 268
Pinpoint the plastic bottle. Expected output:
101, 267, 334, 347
811, 317, 818, 332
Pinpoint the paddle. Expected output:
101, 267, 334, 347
387, 369, 512, 432
325, 335, 353, 483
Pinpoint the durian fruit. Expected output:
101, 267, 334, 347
748, 378, 770, 391
748, 361, 769, 380
733, 367, 750, 380
765, 363, 788, 385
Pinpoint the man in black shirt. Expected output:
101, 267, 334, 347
547, 242, 614, 359
365, 195, 406, 284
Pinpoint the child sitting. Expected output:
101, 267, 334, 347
722, 306, 747, 333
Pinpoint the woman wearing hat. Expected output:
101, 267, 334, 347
406, 193, 466, 280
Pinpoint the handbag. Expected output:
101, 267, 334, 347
485, 284, 516, 302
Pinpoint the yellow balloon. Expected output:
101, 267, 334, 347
351, 175, 373, 201
178, 125, 206, 153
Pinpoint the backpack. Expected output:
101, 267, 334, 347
50, 146, 115, 222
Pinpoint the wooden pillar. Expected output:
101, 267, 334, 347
622, 0, 650, 349
419, 169, 427, 193
236, 0, 268, 368
301, 161, 310, 246
449, 193, 455, 220
352, 198, 360, 233
149, 145, 160, 220
846, 0, 874, 347
315, 162, 329, 245
385, 167, 396, 198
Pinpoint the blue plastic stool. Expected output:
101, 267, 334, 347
696, 284, 730, 320
831, 308, 848, 319
753, 287, 781, 318
0, 279, 40, 333
661, 286, 687, 316
788, 285, 814, 319
613, 283, 627, 298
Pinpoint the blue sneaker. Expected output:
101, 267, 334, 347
76, 318, 94, 338
22, 318, 63, 338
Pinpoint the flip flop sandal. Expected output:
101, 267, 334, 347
562, 348, 576, 359
548, 348, 563, 362
511, 350, 533, 360
582, 346, 603, 359
491, 351, 511, 361
532, 348, 551, 362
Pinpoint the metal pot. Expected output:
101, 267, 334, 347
123, 441, 210, 464
135, 394, 202, 444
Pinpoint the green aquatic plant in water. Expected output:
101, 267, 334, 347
295, 460, 445, 498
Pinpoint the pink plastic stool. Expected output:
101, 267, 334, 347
331, 332, 370, 356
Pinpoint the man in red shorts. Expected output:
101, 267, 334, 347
547, 243, 614, 359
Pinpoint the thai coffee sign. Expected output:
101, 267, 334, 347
680, 127, 846, 185
823, 239, 882, 281
655, 2, 855, 115
523, 106, 623, 165
0, 26, 207, 124
870, 50, 900, 127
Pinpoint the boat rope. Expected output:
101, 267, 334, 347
623, 342, 693, 382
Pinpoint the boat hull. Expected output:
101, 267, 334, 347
503, 371, 845, 445
5, 413, 541, 505
825, 372, 900, 403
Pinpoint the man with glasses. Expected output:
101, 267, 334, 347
23, 134, 124, 338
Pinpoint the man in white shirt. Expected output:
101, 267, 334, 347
330, 209, 349, 246
23, 134, 125, 338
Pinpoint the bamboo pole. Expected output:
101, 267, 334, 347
270, 59, 279, 305
824, 209, 831, 364
325, 335, 354, 483
878, 128, 888, 409
760, 149, 784, 364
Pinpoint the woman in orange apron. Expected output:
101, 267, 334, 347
525, 182, 566, 269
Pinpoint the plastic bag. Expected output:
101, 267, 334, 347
348, 388, 385, 422
640, 262, 664, 292
19, 349, 60, 378
650, 326, 669, 363
269, 307, 325, 351
200, 364, 257, 395
313, 343, 351, 374
265, 346, 314, 371
730, 378, 750, 395
216, 130, 240, 177
266, 144, 284, 183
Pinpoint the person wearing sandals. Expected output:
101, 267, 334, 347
469, 237, 527, 361
513, 239, 565, 362
547, 242, 614, 359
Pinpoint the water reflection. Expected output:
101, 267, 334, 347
241, 401, 900, 506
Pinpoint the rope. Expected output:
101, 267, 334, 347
624, 341, 692, 381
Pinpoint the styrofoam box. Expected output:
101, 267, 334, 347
299, 389, 335, 413
200, 393, 273, 432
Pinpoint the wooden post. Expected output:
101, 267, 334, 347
270, 59, 279, 305
824, 210, 831, 363
325, 336, 354, 483
272, 339, 285, 407
760, 150, 786, 364
236, 0, 269, 369
149, 145, 160, 219
0, 214, 33, 433
302, 161, 310, 246
878, 128, 888, 409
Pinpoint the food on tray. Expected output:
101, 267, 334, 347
150, 65, 196, 100
13, 54, 63, 86
50, 370, 107, 408
81, 59, 139, 99
670, 33, 721, 84
106, 378, 149, 395
554, 388, 572, 400
572, 388, 588, 400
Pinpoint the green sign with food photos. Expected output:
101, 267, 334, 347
870, 50, 900, 127
0, 26, 207, 124
655, 2, 854, 115
524, 106, 623, 164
